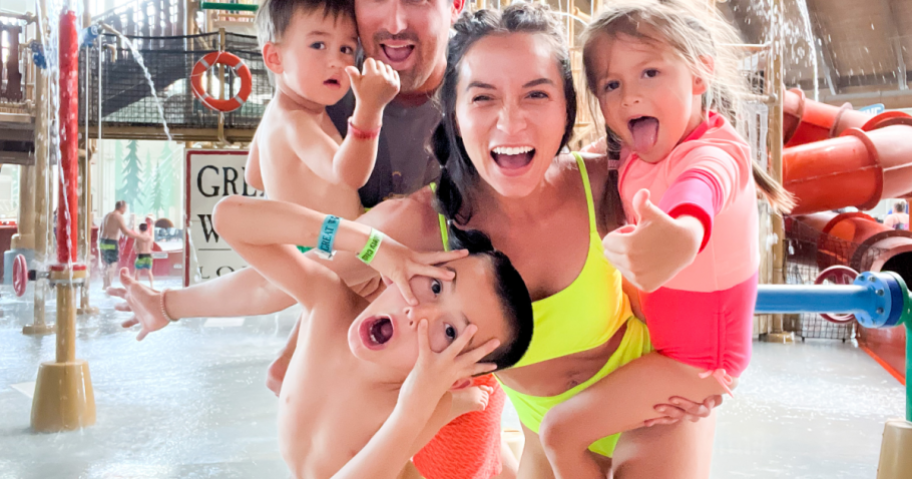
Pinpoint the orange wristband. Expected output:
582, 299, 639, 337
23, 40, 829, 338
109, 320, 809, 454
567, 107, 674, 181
348, 118, 381, 140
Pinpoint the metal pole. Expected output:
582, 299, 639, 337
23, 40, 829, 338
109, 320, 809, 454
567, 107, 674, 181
24, 0, 52, 336
98, 39, 104, 218
765, 0, 793, 343
218, 26, 226, 100
78, 42, 97, 315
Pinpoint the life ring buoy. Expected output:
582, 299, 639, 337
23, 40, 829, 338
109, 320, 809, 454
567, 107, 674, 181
190, 51, 252, 113
814, 265, 859, 324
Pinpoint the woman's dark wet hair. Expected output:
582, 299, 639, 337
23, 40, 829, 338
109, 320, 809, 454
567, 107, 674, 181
448, 227, 533, 371
434, 3, 578, 224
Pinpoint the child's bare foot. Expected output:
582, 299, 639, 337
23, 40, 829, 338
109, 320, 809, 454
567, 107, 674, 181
449, 385, 493, 419
267, 349, 293, 396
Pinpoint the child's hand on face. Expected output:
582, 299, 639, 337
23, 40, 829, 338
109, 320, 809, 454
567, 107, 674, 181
398, 320, 500, 415
369, 235, 469, 305
450, 385, 493, 418
346, 58, 400, 114
602, 189, 703, 293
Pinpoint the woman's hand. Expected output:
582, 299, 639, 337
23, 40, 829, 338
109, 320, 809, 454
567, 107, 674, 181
398, 320, 500, 414
108, 268, 170, 341
368, 235, 469, 305
602, 189, 703, 292
644, 395, 723, 427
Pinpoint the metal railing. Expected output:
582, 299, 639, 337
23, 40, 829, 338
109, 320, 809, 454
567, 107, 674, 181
93, 0, 186, 37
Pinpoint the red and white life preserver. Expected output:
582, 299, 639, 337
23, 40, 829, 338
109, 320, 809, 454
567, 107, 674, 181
190, 51, 252, 113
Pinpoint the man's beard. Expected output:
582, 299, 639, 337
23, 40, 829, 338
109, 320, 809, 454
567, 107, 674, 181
369, 30, 433, 94
396, 64, 431, 94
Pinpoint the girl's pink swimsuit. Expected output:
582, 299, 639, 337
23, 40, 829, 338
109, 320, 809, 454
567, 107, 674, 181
618, 112, 759, 393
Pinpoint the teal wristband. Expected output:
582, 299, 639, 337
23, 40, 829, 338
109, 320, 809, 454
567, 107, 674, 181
316, 215, 340, 259
358, 229, 384, 264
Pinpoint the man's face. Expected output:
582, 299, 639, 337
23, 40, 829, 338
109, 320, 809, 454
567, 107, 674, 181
347, 255, 509, 375
355, 0, 461, 93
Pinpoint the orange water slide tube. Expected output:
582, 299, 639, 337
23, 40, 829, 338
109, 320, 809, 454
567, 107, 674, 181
783, 114, 912, 215
782, 88, 876, 147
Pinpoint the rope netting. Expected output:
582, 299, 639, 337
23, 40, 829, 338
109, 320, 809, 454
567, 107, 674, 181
78, 32, 269, 130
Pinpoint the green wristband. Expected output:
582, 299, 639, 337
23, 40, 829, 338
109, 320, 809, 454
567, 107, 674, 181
358, 229, 384, 264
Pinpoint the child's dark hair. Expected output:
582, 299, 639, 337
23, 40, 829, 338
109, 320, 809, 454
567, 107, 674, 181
255, 0, 354, 49
448, 227, 533, 371
434, 3, 577, 225
139, 223, 148, 232
581, 0, 795, 214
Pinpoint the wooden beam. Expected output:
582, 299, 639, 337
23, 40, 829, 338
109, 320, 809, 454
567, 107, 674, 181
0, 151, 36, 166
81, 125, 255, 143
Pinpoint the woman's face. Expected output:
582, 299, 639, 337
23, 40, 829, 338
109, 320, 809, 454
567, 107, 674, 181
454, 33, 567, 198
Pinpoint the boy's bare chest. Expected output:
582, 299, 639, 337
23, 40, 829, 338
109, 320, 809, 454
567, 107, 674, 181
279, 335, 398, 477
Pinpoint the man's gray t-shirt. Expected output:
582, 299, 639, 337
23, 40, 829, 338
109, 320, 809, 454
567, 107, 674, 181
327, 91, 442, 208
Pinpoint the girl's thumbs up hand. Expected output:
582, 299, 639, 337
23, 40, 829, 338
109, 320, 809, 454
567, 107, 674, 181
601, 189, 704, 292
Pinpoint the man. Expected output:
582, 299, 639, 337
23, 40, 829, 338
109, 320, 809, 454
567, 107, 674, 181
245, 0, 461, 206
327, 0, 457, 206
99, 201, 142, 290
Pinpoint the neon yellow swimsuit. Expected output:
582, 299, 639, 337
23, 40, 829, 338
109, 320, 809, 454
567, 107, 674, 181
433, 153, 652, 457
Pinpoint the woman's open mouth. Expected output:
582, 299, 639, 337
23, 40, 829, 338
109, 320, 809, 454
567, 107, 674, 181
491, 146, 535, 175
360, 315, 394, 350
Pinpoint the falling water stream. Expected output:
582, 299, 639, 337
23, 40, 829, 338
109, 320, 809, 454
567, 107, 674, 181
101, 28, 174, 143
795, 0, 820, 101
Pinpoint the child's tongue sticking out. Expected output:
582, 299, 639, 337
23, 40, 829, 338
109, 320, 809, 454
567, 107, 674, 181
629, 117, 659, 153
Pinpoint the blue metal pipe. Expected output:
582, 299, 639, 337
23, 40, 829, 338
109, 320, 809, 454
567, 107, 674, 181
756, 284, 877, 314
756, 273, 910, 421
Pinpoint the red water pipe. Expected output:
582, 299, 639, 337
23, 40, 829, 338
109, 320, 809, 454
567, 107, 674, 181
58, 10, 78, 265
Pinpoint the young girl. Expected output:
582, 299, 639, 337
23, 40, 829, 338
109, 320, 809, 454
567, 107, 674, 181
539, 1, 794, 478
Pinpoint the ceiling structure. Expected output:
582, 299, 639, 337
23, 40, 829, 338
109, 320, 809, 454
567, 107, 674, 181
721, 0, 912, 108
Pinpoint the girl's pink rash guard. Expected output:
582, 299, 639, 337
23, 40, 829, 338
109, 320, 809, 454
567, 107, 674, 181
618, 112, 759, 381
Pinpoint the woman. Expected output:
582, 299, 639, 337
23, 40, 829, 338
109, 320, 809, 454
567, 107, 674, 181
113, 4, 720, 477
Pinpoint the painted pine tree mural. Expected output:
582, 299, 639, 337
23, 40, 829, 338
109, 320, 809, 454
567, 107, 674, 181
150, 158, 166, 218
150, 143, 174, 218
140, 149, 155, 217
113, 140, 124, 206
118, 140, 143, 213
167, 145, 182, 222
